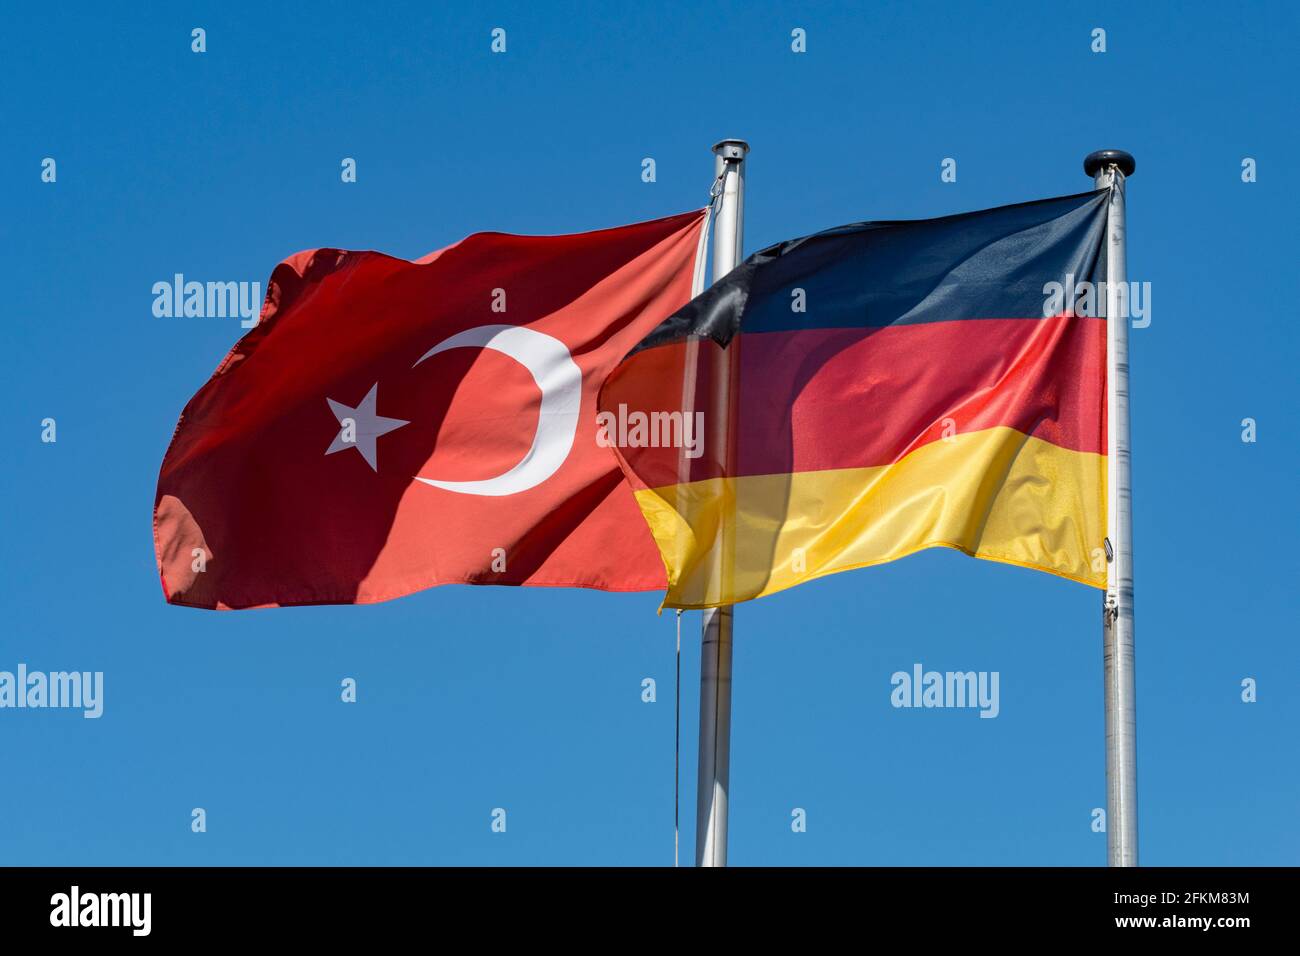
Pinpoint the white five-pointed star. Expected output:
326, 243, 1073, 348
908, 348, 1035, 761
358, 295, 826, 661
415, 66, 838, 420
325, 383, 409, 472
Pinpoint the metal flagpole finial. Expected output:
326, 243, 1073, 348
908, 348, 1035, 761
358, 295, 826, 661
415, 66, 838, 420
1083, 149, 1136, 178
709, 141, 748, 214
712, 139, 750, 161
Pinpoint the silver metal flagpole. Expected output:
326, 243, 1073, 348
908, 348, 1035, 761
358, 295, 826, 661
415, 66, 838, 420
696, 138, 748, 867
1085, 148, 1138, 867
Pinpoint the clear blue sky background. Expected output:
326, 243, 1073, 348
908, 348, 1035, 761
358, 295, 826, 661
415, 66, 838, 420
3, 1, 1296, 866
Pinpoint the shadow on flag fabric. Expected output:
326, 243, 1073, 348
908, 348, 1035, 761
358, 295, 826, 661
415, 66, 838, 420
600, 191, 1112, 609
154, 210, 708, 608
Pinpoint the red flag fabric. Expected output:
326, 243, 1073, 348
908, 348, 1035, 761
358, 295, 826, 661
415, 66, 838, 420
154, 210, 707, 608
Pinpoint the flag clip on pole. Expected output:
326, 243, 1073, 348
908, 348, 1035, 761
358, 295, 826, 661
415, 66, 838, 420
696, 138, 748, 868
1084, 149, 1138, 867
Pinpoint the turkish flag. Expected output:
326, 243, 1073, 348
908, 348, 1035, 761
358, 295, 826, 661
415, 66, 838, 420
154, 210, 707, 608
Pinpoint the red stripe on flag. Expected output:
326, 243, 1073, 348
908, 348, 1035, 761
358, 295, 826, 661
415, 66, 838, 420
731, 315, 1106, 477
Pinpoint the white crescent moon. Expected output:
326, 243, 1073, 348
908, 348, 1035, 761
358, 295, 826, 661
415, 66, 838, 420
411, 324, 582, 496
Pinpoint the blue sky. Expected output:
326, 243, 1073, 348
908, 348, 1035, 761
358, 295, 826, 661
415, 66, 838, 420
2, 0, 1296, 865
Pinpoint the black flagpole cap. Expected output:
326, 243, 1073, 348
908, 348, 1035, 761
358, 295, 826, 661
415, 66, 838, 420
1084, 149, 1136, 178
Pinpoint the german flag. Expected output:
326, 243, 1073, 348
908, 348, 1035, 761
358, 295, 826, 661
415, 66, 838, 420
599, 190, 1112, 608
